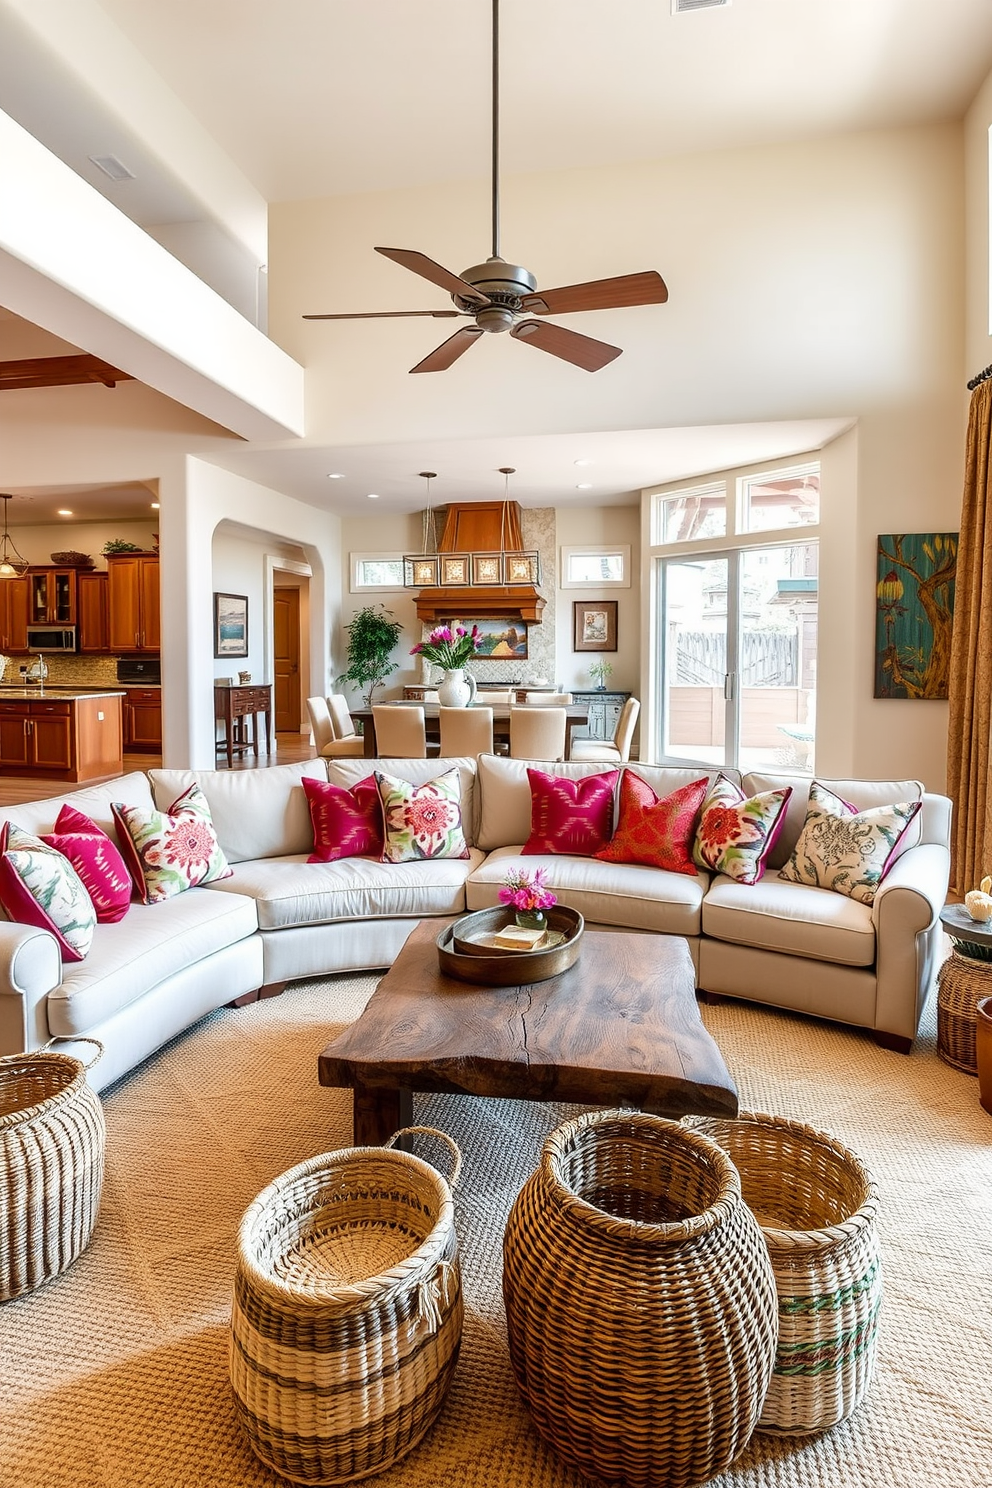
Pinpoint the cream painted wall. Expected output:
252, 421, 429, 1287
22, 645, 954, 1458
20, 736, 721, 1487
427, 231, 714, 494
555, 506, 639, 694
2, 519, 156, 568
965, 63, 992, 374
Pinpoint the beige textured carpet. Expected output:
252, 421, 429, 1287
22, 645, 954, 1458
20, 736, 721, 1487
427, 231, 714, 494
1, 975, 991, 1488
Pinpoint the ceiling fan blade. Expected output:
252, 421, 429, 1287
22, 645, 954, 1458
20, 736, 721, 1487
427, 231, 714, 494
375, 247, 492, 306
303, 309, 463, 320
520, 270, 668, 316
410, 326, 484, 374
510, 319, 621, 373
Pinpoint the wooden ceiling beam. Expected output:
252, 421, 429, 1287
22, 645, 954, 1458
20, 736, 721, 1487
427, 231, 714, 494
0, 355, 133, 391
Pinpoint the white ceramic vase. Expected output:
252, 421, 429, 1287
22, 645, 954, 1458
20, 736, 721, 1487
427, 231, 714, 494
437, 669, 477, 708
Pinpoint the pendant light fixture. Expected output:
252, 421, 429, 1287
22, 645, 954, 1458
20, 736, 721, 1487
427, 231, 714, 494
404, 472, 442, 587
0, 495, 28, 578
403, 466, 541, 589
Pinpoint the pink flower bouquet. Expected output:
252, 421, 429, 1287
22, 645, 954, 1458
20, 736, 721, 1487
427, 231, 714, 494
498, 867, 557, 914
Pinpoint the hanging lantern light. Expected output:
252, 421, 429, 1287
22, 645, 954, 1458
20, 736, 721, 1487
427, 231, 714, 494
0, 495, 29, 578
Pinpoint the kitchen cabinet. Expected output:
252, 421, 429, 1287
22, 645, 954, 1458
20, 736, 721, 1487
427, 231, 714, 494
107, 554, 160, 653
569, 690, 631, 742
124, 687, 162, 752
0, 577, 29, 654
77, 572, 110, 652
28, 568, 76, 625
0, 692, 123, 781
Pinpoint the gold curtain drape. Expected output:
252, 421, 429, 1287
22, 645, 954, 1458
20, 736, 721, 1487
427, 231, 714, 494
947, 379, 992, 893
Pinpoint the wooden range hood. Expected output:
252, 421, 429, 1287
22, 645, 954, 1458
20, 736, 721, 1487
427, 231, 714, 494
413, 501, 546, 625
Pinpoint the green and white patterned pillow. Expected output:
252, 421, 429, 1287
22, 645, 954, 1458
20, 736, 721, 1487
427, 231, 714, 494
779, 781, 921, 905
692, 774, 792, 886
375, 768, 469, 864
0, 823, 97, 961
112, 784, 233, 904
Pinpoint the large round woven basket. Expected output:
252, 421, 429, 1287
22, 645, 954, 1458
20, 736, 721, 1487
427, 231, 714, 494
688, 1111, 881, 1437
937, 948, 992, 1072
502, 1109, 778, 1488
0, 1039, 105, 1302
230, 1127, 463, 1486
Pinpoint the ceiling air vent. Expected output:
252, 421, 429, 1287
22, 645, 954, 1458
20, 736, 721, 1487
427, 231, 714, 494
672, 0, 730, 12
88, 154, 135, 182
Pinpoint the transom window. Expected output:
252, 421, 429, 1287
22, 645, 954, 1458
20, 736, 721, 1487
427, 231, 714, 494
350, 554, 405, 592
560, 544, 631, 587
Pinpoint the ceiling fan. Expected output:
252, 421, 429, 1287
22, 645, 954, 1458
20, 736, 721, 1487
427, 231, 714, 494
303, 0, 668, 373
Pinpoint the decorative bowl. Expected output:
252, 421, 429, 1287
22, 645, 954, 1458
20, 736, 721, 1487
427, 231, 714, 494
50, 551, 95, 568
438, 905, 584, 986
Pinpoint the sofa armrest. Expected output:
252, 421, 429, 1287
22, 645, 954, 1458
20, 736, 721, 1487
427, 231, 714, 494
871, 842, 950, 1042
0, 923, 63, 1059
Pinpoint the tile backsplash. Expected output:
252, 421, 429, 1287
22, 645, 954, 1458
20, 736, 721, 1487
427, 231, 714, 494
0, 655, 126, 687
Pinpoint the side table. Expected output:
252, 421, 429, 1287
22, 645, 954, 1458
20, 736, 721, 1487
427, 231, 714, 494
936, 905, 992, 1072
215, 684, 272, 769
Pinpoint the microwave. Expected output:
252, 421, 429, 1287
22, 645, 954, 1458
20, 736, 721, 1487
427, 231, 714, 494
26, 626, 77, 653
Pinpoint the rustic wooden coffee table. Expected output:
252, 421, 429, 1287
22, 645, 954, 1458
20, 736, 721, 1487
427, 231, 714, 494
318, 920, 738, 1144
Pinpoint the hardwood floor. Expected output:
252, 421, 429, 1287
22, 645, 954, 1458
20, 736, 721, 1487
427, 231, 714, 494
0, 733, 317, 808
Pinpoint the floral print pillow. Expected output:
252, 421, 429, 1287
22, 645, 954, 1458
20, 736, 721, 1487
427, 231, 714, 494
692, 774, 792, 885
112, 784, 233, 904
0, 822, 97, 961
375, 769, 469, 863
779, 781, 922, 904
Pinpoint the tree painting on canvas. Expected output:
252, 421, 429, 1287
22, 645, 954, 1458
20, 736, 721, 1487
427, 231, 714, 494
874, 533, 957, 698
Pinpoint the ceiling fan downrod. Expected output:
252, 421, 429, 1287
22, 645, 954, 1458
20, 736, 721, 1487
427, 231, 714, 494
491, 0, 500, 261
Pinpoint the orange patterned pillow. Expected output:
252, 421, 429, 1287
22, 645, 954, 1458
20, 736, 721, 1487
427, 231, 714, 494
595, 771, 709, 875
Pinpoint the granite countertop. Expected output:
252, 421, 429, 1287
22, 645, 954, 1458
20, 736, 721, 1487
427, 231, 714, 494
0, 688, 126, 701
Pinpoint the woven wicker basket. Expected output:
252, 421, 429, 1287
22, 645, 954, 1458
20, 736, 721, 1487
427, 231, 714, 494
230, 1127, 463, 1485
503, 1109, 778, 1488
0, 1038, 105, 1302
937, 949, 992, 1072
688, 1111, 881, 1437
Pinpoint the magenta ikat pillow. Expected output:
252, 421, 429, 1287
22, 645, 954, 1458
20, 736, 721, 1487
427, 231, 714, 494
112, 783, 233, 904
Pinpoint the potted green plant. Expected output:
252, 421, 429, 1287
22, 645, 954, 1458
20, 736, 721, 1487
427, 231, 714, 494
588, 659, 613, 691
337, 605, 404, 707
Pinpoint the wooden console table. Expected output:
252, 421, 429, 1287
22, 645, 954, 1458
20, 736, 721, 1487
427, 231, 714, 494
215, 683, 271, 767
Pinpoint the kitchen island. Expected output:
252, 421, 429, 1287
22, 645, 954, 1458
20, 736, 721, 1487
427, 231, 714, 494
0, 689, 125, 783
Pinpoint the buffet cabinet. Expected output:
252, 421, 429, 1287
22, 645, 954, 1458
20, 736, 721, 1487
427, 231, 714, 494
569, 689, 631, 742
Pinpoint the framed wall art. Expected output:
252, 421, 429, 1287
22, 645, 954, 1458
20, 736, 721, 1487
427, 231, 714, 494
447, 616, 528, 659
874, 532, 957, 699
214, 592, 249, 658
573, 599, 618, 653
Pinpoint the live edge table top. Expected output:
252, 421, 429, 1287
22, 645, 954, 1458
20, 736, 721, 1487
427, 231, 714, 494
318, 921, 738, 1144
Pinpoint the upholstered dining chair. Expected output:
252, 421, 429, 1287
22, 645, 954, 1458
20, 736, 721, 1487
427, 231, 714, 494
439, 705, 494, 757
570, 697, 640, 763
509, 706, 567, 762
474, 689, 512, 705
524, 691, 572, 706
307, 696, 366, 758
372, 704, 427, 758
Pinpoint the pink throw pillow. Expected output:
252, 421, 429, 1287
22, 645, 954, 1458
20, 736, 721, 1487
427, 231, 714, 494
41, 804, 134, 923
304, 775, 384, 863
595, 772, 708, 875
522, 769, 620, 857
0, 822, 96, 962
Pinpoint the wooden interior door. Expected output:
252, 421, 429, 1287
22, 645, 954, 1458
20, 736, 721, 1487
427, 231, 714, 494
273, 587, 301, 733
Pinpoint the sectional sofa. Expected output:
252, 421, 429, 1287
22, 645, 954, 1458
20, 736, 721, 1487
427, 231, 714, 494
0, 755, 951, 1092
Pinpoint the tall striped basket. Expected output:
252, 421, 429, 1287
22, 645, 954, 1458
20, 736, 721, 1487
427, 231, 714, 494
230, 1127, 463, 1485
688, 1111, 881, 1436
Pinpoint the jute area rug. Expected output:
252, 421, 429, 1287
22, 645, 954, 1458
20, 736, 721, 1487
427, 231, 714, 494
1, 974, 991, 1488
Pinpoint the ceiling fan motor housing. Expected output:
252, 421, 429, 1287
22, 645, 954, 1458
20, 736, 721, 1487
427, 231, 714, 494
455, 257, 537, 331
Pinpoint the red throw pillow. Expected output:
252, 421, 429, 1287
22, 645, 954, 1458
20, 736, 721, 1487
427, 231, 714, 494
304, 775, 384, 863
40, 804, 134, 923
595, 772, 709, 875
521, 768, 619, 857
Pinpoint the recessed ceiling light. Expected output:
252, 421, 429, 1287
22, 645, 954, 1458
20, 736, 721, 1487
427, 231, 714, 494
150, 502, 160, 510
576, 483, 593, 490
574, 459, 593, 467
88, 153, 134, 182
367, 493, 380, 500
327, 472, 345, 480
57, 508, 73, 516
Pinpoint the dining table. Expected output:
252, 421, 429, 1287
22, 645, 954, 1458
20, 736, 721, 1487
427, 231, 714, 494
352, 701, 590, 759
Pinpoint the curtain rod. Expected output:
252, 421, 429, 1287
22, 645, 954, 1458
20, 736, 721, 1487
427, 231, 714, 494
967, 363, 992, 390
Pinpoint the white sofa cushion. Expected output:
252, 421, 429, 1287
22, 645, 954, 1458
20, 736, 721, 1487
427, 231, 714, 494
702, 870, 876, 967
744, 773, 925, 869
327, 756, 478, 848
0, 772, 155, 855
150, 762, 328, 864
475, 756, 730, 853
466, 844, 708, 936
46, 888, 258, 1037
207, 849, 486, 930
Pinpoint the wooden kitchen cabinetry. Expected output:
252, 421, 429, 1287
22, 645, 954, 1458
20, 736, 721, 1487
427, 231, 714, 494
123, 687, 162, 752
0, 693, 123, 781
0, 701, 73, 771
76, 572, 110, 652
107, 554, 160, 653
0, 578, 29, 654
28, 568, 76, 625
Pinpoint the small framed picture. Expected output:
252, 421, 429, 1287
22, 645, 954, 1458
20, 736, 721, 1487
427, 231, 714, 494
441, 554, 471, 586
214, 593, 248, 658
573, 599, 617, 653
